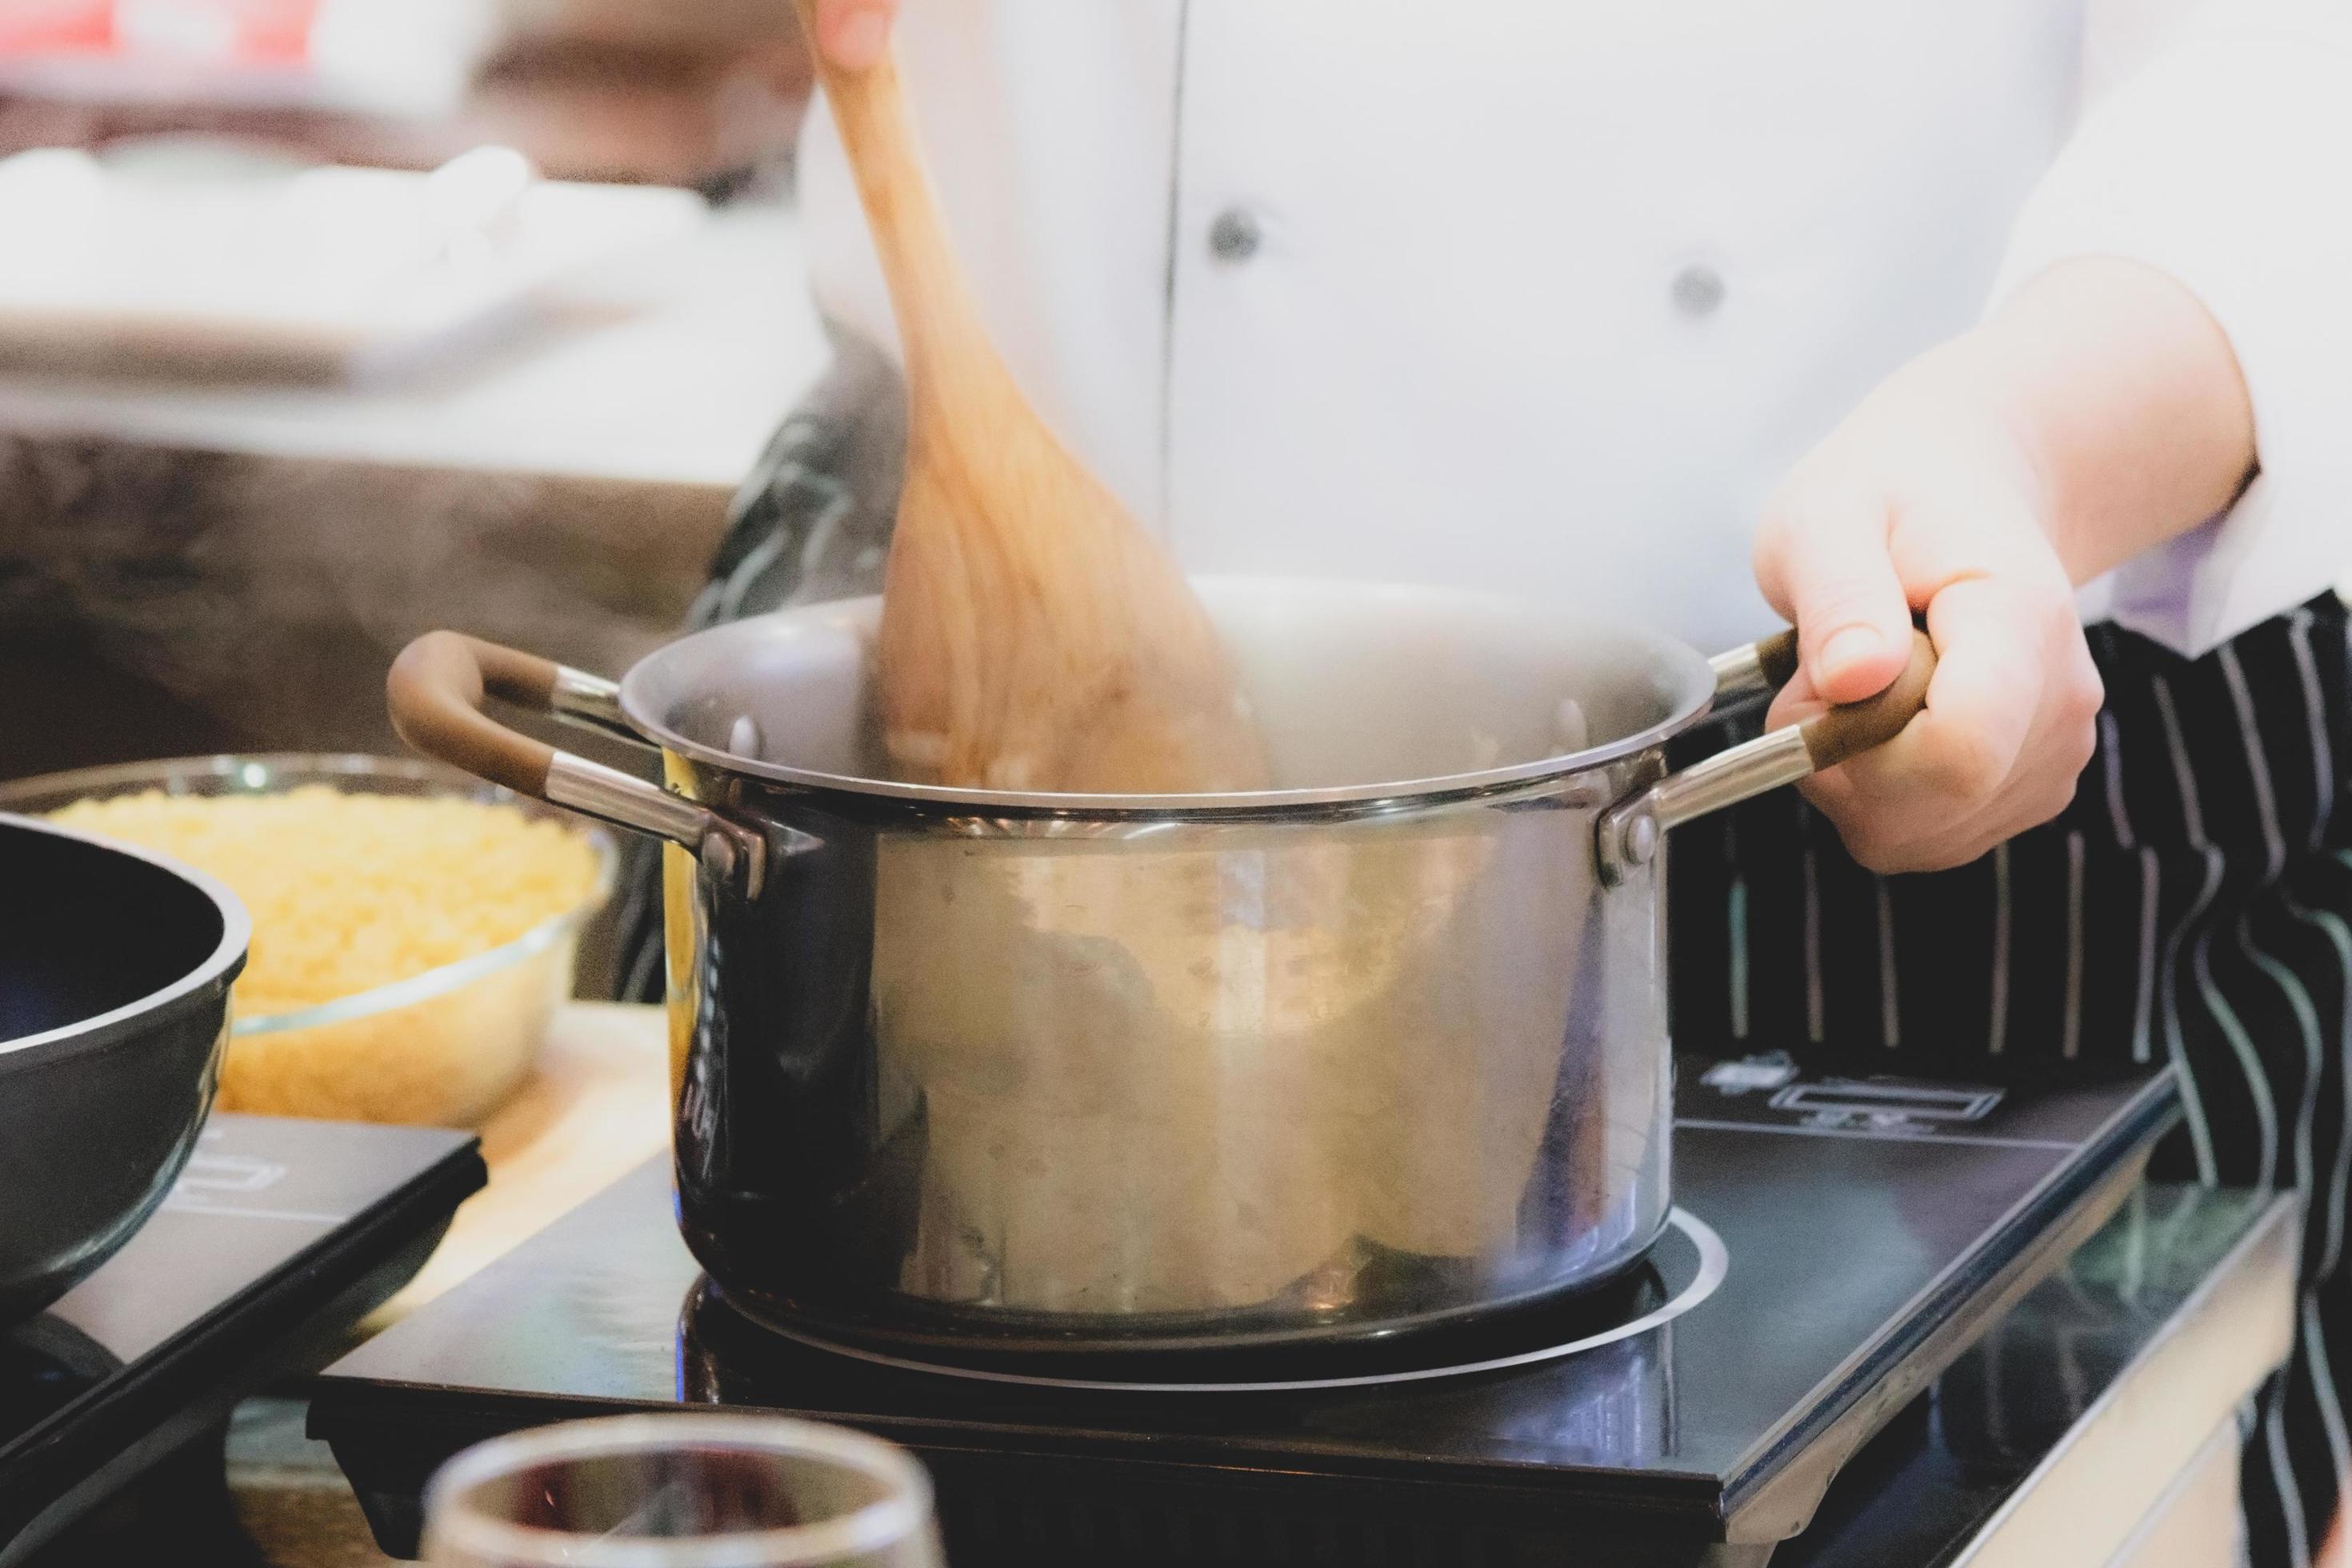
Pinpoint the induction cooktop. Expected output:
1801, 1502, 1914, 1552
0, 1114, 483, 1566
312, 1058, 2178, 1566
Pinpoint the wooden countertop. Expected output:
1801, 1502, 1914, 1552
230, 1002, 672, 1568
369, 1000, 671, 1326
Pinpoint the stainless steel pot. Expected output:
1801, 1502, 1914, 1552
390, 578, 1930, 1352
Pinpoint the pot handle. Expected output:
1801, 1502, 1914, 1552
388, 630, 764, 893
1596, 626, 1936, 885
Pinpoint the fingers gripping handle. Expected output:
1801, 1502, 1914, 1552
1598, 626, 1936, 884
1793, 627, 1937, 771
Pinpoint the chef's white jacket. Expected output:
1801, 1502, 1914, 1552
794, 0, 2352, 659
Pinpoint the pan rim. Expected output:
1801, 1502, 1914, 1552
0, 811, 252, 1061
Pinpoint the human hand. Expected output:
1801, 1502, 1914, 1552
1759, 256, 2248, 870
1753, 259, 2254, 875
1751, 339, 2103, 874
802, 0, 898, 71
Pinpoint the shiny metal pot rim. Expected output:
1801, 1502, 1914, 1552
390, 577, 1935, 899
588, 578, 1720, 816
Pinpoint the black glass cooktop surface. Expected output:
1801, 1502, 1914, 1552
314, 1059, 2176, 1564
0, 1114, 483, 1566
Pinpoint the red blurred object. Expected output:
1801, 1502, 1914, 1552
0, 1, 112, 53
0, 0, 810, 187
0, 0, 319, 64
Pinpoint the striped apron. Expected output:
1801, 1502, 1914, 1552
627, 362, 2350, 1561
1670, 594, 2352, 1567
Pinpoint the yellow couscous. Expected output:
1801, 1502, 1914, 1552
47, 786, 602, 1126
50, 786, 599, 1017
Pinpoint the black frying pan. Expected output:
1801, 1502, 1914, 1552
0, 814, 248, 1320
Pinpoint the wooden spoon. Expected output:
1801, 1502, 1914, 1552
792, 3, 1269, 794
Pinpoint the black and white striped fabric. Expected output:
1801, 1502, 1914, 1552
1670, 594, 2352, 1567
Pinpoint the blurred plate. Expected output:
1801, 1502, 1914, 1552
0, 142, 703, 379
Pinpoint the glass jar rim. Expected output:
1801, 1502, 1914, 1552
422, 1414, 934, 1568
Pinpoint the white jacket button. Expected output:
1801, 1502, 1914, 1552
1209, 207, 1263, 262
1671, 263, 1726, 317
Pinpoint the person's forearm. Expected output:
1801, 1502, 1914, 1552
1957, 257, 2257, 586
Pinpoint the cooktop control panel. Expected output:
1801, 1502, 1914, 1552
1682, 1051, 2070, 1139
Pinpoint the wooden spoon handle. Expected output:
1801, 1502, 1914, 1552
790, 0, 983, 386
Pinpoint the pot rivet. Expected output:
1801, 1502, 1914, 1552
1624, 813, 1659, 866
728, 715, 762, 759
702, 833, 738, 883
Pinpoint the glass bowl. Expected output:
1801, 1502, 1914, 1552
0, 754, 617, 1127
